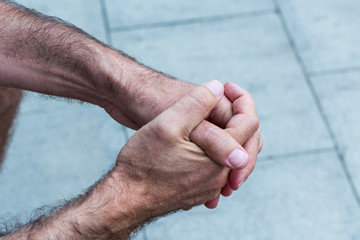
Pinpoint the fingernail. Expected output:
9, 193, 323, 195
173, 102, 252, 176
228, 148, 248, 168
203, 80, 223, 98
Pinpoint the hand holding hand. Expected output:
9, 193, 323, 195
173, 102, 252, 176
105, 72, 262, 209
7, 81, 260, 240
198, 82, 263, 208
94, 81, 250, 236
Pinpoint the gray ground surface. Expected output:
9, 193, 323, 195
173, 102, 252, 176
1, 0, 360, 239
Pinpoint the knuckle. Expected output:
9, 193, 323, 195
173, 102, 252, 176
188, 88, 214, 115
241, 169, 252, 182
248, 157, 257, 175
202, 124, 224, 149
208, 124, 231, 144
152, 120, 179, 141
207, 98, 231, 128
205, 168, 228, 194
209, 190, 220, 200
215, 169, 229, 188
249, 115, 260, 133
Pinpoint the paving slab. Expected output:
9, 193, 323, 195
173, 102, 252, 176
277, 0, 360, 73
15, 0, 107, 43
0, 107, 127, 219
105, 0, 274, 29
145, 151, 360, 240
312, 71, 360, 194
112, 14, 333, 157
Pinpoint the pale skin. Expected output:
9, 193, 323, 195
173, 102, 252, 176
0, 1, 262, 239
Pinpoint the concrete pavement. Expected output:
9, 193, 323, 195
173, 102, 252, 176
1, 0, 360, 239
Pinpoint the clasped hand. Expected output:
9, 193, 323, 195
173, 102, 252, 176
105, 80, 262, 223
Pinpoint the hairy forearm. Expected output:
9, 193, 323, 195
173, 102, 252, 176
0, 1, 107, 105
0, 1, 194, 127
1, 156, 197, 239
0, 172, 148, 240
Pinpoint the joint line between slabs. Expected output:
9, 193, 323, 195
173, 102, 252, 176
110, 9, 275, 32
310, 66, 360, 77
260, 147, 335, 161
272, 0, 360, 208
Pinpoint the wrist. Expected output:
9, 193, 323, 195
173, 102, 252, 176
98, 48, 195, 126
69, 169, 152, 239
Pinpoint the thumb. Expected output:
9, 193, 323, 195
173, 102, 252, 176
159, 80, 224, 135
